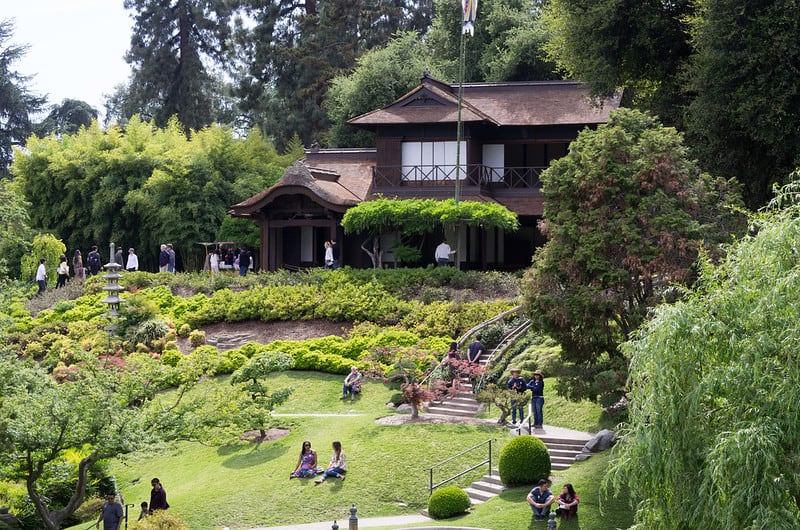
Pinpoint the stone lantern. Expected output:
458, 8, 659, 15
101, 242, 125, 334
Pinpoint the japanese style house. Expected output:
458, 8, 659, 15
230, 73, 622, 271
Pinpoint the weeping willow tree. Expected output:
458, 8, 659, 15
607, 180, 800, 528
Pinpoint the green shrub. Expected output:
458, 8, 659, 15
389, 392, 406, 406
427, 485, 471, 519
161, 349, 183, 367
128, 319, 170, 348
498, 435, 551, 486
177, 323, 191, 337
188, 329, 206, 347
132, 509, 190, 529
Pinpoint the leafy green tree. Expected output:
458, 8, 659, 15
523, 108, 746, 403
13, 118, 291, 271
427, 0, 558, 83
476, 383, 530, 425
540, 0, 693, 126
0, 354, 147, 530
685, 0, 800, 210
0, 178, 32, 277
19, 233, 66, 286
607, 182, 800, 528
0, 19, 46, 177
325, 31, 446, 148
341, 198, 519, 268
34, 99, 97, 137
235, 0, 432, 149
111, 0, 237, 131
229, 352, 294, 439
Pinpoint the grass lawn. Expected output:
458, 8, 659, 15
65, 373, 628, 530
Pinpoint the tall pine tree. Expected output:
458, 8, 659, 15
0, 19, 46, 177
110, 0, 236, 131
235, 0, 432, 149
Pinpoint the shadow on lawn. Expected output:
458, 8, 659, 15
217, 440, 290, 469
525, 513, 581, 529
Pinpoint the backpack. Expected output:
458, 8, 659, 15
87, 252, 101, 272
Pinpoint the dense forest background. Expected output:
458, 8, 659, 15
1, 0, 799, 270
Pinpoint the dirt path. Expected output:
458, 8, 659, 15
179, 319, 352, 353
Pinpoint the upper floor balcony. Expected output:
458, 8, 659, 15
372, 164, 545, 193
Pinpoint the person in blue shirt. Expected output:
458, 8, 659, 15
95, 493, 123, 530
526, 370, 544, 428
506, 368, 527, 424
527, 479, 554, 521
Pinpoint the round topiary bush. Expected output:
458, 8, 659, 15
498, 435, 551, 486
427, 485, 471, 519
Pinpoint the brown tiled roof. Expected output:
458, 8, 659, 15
229, 150, 375, 216
349, 76, 621, 127
493, 196, 544, 217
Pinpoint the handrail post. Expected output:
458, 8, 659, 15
429, 468, 434, 496
488, 439, 492, 476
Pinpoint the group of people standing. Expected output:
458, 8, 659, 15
34, 245, 111, 295
158, 244, 177, 273
506, 368, 545, 427
289, 440, 348, 484
208, 246, 252, 275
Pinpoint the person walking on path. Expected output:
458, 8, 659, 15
527, 370, 545, 428
149, 478, 169, 511
466, 334, 485, 364
35, 258, 47, 294
158, 244, 170, 273
87, 246, 102, 276
126, 248, 139, 272
56, 255, 70, 288
330, 239, 339, 269
315, 441, 347, 483
72, 249, 85, 280
435, 239, 456, 266
96, 493, 124, 530
166, 244, 176, 273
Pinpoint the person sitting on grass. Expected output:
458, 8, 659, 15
315, 441, 347, 483
527, 479, 554, 521
555, 483, 580, 520
341, 366, 362, 399
289, 440, 318, 478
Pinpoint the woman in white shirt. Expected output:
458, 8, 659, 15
315, 441, 347, 483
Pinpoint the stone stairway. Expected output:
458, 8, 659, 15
424, 381, 482, 417
462, 429, 591, 505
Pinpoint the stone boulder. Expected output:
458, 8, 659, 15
584, 429, 616, 452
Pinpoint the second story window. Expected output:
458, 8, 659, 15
401, 141, 467, 181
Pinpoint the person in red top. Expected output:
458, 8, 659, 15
555, 483, 580, 519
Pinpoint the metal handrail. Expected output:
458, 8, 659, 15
420, 305, 523, 389
423, 438, 495, 495
473, 319, 532, 394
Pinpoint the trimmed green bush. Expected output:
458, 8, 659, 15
498, 435, 551, 486
427, 485, 471, 519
